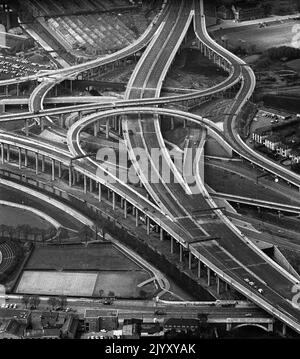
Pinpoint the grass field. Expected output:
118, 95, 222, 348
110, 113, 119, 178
92, 271, 154, 298
214, 21, 299, 52
25, 243, 142, 271
16, 271, 97, 296
0, 204, 53, 230
16, 270, 155, 298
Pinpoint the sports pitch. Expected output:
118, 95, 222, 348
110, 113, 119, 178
16, 270, 155, 298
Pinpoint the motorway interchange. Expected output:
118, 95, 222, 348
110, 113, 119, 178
1, 0, 300, 335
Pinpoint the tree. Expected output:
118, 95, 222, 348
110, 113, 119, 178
108, 291, 115, 298
99, 289, 104, 298
58, 295, 67, 309
29, 295, 40, 309
139, 289, 147, 299
58, 228, 69, 244
21, 294, 31, 309
47, 297, 58, 310
78, 225, 93, 244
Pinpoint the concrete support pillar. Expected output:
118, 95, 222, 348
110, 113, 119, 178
59, 114, 64, 128
112, 192, 116, 211
160, 227, 164, 241
267, 322, 273, 332
78, 111, 82, 121
124, 199, 127, 218
132, 206, 136, 216
98, 183, 102, 202
106, 118, 110, 139
146, 217, 150, 236
0, 143, 4, 164
170, 117, 174, 130
135, 209, 139, 227
179, 244, 183, 262
216, 276, 220, 295
278, 211, 282, 219
83, 175, 87, 193
89, 178, 93, 192
18, 147, 22, 169
118, 118, 122, 136
226, 323, 232, 331
25, 119, 29, 136
41, 155, 45, 172
170, 237, 174, 254
24, 149, 28, 167
207, 267, 211, 286
107, 189, 110, 201
58, 162, 62, 178
35, 153, 38, 175
6, 144, 10, 162
188, 252, 192, 270
183, 119, 187, 128
51, 158, 55, 181
69, 167, 72, 187
94, 121, 99, 136
197, 258, 201, 278
40, 117, 44, 132
282, 323, 286, 336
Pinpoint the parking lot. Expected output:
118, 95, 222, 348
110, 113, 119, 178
0, 55, 50, 80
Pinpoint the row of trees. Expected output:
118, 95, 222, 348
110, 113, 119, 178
0, 224, 57, 242
21, 294, 68, 310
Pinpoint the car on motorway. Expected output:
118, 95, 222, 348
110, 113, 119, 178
258, 288, 264, 294
244, 278, 250, 283
249, 281, 255, 286
154, 309, 166, 315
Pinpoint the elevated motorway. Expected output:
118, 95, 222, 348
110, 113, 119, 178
119, 0, 300, 334
210, 192, 300, 215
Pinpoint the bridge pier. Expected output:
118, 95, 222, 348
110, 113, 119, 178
58, 162, 62, 178
135, 208, 139, 227
83, 175, 87, 194
24, 149, 28, 167
188, 252, 192, 270
6, 144, 10, 162
98, 183, 102, 202
170, 237, 174, 254
51, 159, 55, 181
226, 322, 232, 331
106, 119, 110, 139
160, 227, 164, 241
179, 244, 183, 262
18, 147, 22, 169
59, 114, 64, 128
41, 155, 45, 172
216, 276, 220, 295
197, 258, 201, 278
146, 217, 150, 236
0, 143, 4, 164
35, 153, 39, 175
207, 267, 211, 286
25, 119, 29, 136
124, 199, 127, 219
69, 167, 72, 187
282, 323, 286, 336
112, 191, 116, 211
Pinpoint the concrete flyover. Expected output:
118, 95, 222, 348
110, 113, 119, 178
209, 192, 300, 216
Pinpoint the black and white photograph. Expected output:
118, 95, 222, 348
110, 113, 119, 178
0, 0, 300, 347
